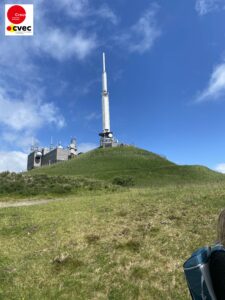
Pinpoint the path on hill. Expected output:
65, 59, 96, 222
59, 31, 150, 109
0, 199, 61, 209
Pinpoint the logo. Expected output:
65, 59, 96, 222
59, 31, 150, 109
5, 4, 33, 36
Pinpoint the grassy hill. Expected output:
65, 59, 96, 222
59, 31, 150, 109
1, 146, 225, 299
31, 146, 224, 186
1, 146, 223, 199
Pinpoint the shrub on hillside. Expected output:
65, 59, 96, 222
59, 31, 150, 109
0, 171, 10, 178
0, 172, 113, 197
112, 176, 134, 187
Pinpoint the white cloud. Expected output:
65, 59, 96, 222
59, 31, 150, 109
0, 151, 27, 173
0, 88, 65, 132
45, 0, 118, 24
51, 0, 88, 18
85, 112, 101, 121
130, 5, 161, 53
2, 132, 39, 151
0, 86, 65, 153
35, 30, 97, 61
115, 4, 161, 54
195, 0, 221, 15
215, 163, 225, 173
78, 143, 98, 153
196, 63, 225, 102
95, 4, 118, 25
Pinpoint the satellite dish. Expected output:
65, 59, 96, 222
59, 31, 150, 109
108, 133, 113, 138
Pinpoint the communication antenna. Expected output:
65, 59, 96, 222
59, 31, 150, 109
31, 137, 34, 152
50, 136, 53, 150
58, 141, 63, 149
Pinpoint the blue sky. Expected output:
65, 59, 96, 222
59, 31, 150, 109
1, 0, 225, 172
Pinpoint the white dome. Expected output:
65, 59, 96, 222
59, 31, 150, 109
36, 151, 42, 158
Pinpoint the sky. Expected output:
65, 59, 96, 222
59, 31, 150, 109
1, 0, 225, 173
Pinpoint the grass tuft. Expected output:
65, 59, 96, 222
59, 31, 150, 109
116, 239, 142, 252
85, 234, 101, 244
112, 176, 135, 187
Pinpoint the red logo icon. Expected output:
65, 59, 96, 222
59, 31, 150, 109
7, 5, 26, 24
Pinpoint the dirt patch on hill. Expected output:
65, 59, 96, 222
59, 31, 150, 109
0, 199, 61, 209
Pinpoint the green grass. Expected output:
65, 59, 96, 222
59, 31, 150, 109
1, 146, 225, 299
1, 183, 225, 299
30, 146, 225, 186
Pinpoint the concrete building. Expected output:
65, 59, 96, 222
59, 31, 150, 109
27, 138, 77, 171
41, 148, 70, 166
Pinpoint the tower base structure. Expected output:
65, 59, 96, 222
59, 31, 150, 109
99, 132, 119, 148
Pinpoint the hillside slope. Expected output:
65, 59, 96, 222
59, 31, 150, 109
30, 146, 224, 186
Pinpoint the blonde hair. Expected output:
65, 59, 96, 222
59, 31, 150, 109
217, 209, 225, 246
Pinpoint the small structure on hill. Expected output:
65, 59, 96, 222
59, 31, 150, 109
27, 138, 77, 170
